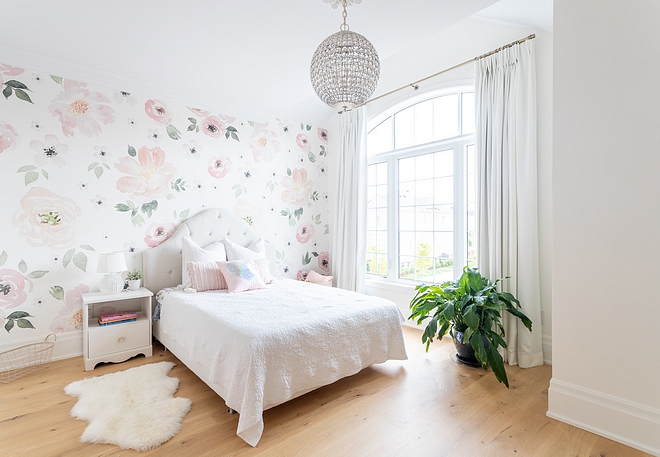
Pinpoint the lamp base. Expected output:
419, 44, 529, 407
99, 273, 124, 295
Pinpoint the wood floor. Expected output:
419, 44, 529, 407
0, 327, 650, 457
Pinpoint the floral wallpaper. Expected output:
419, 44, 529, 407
0, 62, 330, 347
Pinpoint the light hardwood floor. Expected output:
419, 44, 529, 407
0, 327, 650, 457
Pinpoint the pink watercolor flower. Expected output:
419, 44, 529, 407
233, 199, 262, 230
0, 64, 24, 86
0, 269, 33, 309
280, 168, 314, 206
115, 146, 176, 201
248, 123, 280, 162
13, 187, 83, 249
201, 115, 226, 138
296, 269, 309, 281
207, 156, 231, 178
318, 251, 330, 272
295, 223, 314, 244
218, 114, 236, 123
188, 107, 211, 118
144, 99, 172, 125
296, 133, 310, 152
30, 134, 68, 168
50, 284, 89, 333
144, 221, 176, 248
0, 121, 20, 154
318, 128, 329, 144
49, 79, 115, 137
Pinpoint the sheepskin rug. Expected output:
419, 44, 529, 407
64, 361, 192, 451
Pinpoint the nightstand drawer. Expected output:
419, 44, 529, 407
88, 320, 149, 358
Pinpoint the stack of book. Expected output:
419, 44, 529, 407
98, 311, 137, 326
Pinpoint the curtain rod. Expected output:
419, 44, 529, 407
363, 34, 536, 108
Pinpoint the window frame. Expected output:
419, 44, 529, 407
366, 82, 475, 285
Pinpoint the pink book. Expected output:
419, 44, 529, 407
99, 311, 137, 322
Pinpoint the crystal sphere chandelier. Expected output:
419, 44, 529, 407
310, 0, 380, 111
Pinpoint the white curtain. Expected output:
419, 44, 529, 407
475, 40, 544, 368
331, 106, 367, 292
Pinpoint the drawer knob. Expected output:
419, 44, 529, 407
117, 337, 125, 343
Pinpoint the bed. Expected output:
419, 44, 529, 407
143, 208, 407, 446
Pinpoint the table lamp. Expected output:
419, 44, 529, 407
97, 251, 127, 294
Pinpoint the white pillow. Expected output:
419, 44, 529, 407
222, 238, 273, 283
181, 236, 227, 288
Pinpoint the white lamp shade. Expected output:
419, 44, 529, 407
97, 251, 127, 274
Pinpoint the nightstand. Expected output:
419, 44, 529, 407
81, 287, 153, 371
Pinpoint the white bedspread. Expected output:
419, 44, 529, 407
157, 278, 407, 446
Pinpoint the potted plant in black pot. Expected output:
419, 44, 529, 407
409, 266, 532, 388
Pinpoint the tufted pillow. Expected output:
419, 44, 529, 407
187, 260, 227, 292
223, 238, 273, 283
181, 236, 227, 288
218, 259, 267, 293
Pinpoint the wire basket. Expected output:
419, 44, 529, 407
0, 334, 56, 383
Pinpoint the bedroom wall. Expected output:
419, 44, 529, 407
548, 0, 660, 453
0, 62, 331, 360
362, 18, 554, 364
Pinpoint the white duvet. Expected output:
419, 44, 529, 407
158, 278, 408, 446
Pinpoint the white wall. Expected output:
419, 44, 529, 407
363, 18, 554, 363
548, 1, 660, 453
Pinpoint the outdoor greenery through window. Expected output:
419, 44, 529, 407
366, 88, 476, 284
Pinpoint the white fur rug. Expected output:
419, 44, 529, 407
65, 361, 192, 451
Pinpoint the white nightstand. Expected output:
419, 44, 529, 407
82, 287, 153, 371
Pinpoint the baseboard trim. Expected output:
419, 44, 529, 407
547, 378, 660, 456
0, 331, 82, 363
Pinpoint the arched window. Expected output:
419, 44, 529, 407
366, 85, 476, 284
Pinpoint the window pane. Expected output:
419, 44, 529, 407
415, 206, 433, 231
376, 162, 387, 184
414, 99, 434, 146
399, 256, 415, 280
399, 156, 415, 182
434, 149, 453, 178
434, 204, 453, 231
416, 153, 434, 180
394, 106, 414, 150
399, 231, 415, 257
376, 208, 387, 230
462, 92, 475, 135
399, 181, 415, 207
433, 94, 458, 140
434, 177, 453, 205
367, 117, 393, 156
367, 186, 377, 209
376, 184, 387, 207
399, 206, 415, 230
415, 179, 433, 206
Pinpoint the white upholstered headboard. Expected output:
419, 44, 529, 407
143, 208, 271, 293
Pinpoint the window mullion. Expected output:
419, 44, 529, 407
387, 156, 398, 280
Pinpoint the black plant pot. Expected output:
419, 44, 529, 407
452, 329, 488, 367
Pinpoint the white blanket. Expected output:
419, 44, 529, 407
158, 278, 407, 446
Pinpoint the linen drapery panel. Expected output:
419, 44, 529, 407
331, 106, 367, 292
475, 40, 544, 368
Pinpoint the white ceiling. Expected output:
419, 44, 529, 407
0, 0, 552, 123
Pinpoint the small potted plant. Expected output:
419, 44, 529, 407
125, 269, 143, 291
409, 266, 532, 388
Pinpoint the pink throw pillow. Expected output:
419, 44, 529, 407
188, 261, 227, 292
218, 259, 267, 293
306, 270, 333, 286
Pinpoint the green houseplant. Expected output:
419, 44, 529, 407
409, 266, 532, 388
125, 269, 143, 291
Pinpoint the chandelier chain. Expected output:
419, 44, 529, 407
340, 1, 349, 31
